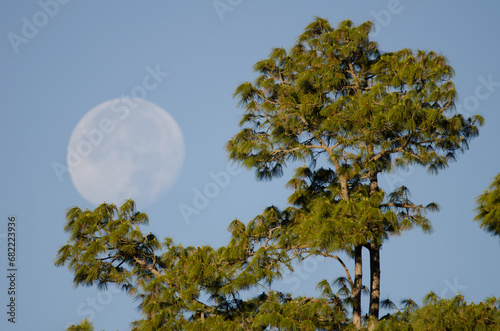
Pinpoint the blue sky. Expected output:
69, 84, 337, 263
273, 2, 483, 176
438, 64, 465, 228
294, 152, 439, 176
1, 1, 500, 330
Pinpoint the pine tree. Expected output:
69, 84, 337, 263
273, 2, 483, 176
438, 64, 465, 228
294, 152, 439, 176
56, 200, 249, 329
227, 17, 483, 329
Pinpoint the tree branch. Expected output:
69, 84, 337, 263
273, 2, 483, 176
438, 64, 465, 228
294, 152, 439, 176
133, 256, 162, 278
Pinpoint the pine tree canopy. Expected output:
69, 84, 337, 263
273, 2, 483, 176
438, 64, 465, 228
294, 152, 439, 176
57, 200, 350, 330
228, 18, 482, 180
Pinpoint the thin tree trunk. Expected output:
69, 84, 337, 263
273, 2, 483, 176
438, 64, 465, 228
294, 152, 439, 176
352, 245, 363, 329
338, 169, 363, 329
368, 243, 380, 330
366, 156, 381, 328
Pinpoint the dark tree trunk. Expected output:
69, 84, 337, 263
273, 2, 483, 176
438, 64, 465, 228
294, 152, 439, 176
366, 161, 381, 329
352, 245, 363, 329
368, 243, 380, 330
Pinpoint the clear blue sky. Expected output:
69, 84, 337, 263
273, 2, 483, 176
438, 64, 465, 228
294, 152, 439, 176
1, 1, 499, 330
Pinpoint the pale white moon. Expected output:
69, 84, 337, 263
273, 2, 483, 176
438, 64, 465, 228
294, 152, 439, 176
67, 98, 185, 207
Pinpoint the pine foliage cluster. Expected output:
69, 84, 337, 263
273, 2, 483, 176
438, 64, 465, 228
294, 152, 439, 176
475, 173, 500, 237
376, 294, 500, 331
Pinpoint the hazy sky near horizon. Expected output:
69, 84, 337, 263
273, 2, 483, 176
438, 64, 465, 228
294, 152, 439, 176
1, 1, 500, 330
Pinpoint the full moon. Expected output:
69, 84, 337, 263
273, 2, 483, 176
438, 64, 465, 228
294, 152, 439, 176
67, 98, 185, 207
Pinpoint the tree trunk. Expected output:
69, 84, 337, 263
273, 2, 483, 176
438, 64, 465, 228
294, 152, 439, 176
368, 243, 380, 330
366, 160, 381, 329
352, 245, 363, 329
